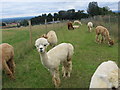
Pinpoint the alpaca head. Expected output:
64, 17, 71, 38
41, 34, 48, 39
35, 38, 49, 53
108, 39, 114, 46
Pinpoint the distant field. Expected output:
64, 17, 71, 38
2, 22, 118, 88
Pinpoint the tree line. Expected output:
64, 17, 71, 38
17, 2, 119, 26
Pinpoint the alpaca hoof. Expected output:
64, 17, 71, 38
8, 74, 15, 80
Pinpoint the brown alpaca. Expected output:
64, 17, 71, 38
0, 43, 15, 79
41, 34, 48, 39
67, 21, 74, 30
95, 26, 114, 46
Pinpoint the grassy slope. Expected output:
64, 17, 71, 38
2, 23, 118, 88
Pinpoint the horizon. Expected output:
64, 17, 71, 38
0, 0, 119, 19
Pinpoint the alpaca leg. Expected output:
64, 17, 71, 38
3, 60, 15, 79
101, 36, 104, 43
96, 35, 99, 43
62, 59, 72, 78
62, 65, 66, 78
51, 68, 60, 88
67, 60, 72, 77
7, 57, 15, 74
62, 61, 67, 78
90, 28, 92, 32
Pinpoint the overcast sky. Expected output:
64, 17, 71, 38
0, 0, 119, 18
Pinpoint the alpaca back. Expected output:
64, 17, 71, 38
96, 26, 110, 40
90, 61, 118, 88
0, 43, 14, 62
47, 43, 74, 62
87, 22, 93, 28
47, 31, 57, 45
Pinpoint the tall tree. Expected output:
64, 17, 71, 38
47, 13, 53, 21
87, 2, 100, 16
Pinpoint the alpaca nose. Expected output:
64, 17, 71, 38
39, 48, 43, 52
40, 48, 42, 50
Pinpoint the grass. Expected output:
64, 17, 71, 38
1, 22, 118, 88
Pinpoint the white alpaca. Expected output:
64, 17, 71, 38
41, 30, 57, 47
89, 61, 119, 89
35, 38, 74, 87
87, 22, 93, 32
73, 20, 82, 25
73, 25, 80, 29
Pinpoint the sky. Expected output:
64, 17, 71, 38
0, 0, 119, 18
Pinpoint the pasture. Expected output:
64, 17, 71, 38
2, 22, 118, 88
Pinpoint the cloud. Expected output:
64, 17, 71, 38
1, 0, 119, 2
1, 1, 119, 18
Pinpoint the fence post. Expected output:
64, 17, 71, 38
28, 20, 32, 46
109, 15, 111, 32
45, 19, 47, 31
57, 18, 59, 28
53, 18, 54, 30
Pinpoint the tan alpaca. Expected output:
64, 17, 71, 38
95, 26, 114, 46
0, 43, 15, 79
41, 30, 58, 47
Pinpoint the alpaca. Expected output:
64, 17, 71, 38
73, 25, 80, 29
67, 21, 74, 30
0, 43, 15, 79
35, 38, 74, 87
95, 26, 114, 46
73, 20, 82, 25
87, 22, 93, 32
89, 61, 119, 89
41, 30, 58, 47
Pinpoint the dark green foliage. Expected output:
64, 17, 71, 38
31, 9, 88, 25
87, 2, 116, 16
2, 22, 7, 26
87, 2, 99, 16
19, 1, 117, 26
20, 19, 29, 26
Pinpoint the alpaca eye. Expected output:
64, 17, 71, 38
44, 44, 47, 46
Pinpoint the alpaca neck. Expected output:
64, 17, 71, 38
40, 51, 50, 68
106, 35, 111, 41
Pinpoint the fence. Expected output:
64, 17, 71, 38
81, 15, 118, 40
28, 18, 67, 46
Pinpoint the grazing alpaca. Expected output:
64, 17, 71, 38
0, 43, 15, 79
67, 21, 74, 30
87, 22, 93, 32
95, 26, 114, 46
35, 38, 74, 87
73, 25, 80, 29
41, 30, 58, 47
73, 20, 82, 25
89, 61, 119, 89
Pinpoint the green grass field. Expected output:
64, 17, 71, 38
2, 23, 118, 88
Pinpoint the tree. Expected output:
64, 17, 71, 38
20, 20, 29, 26
54, 13, 59, 20
2, 22, 6, 26
87, 2, 100, 16
47, 13, 53, 21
